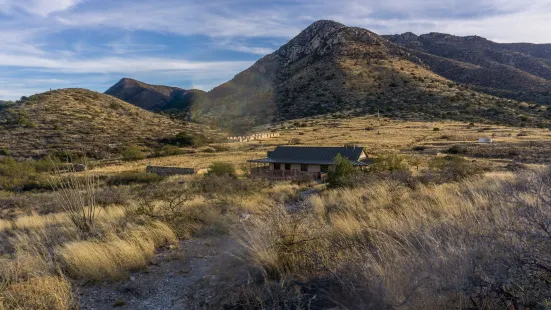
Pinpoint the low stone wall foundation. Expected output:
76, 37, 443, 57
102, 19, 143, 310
146, 166, 195, 176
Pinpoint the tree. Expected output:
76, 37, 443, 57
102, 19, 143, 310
328, 154, 358, 188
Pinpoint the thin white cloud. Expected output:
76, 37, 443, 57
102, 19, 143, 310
218, 41, 275, 55
0, 53, 253, 74
0, 0, 80, 16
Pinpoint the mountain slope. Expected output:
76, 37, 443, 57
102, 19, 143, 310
384, 32, 551, 104
0, 88, 218, 159
105, 78, 208, 116
106, 21, 550, 133
202, 20, 548, 132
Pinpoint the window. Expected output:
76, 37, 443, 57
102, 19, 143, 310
301, 164, 308, 172
285, 164, 291, 170
274, 163, 281, 170
321, 165, 329, 173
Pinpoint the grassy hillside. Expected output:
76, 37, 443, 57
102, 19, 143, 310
0, 88, 220, 159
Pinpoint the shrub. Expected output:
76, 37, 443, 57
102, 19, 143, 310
106, 171, 164, 186
159, 132, 212, 147
207, 162, 237, 178
289, 138, 302, 145
433, 127, 440, 131
328, 154, 359, 188
50, 170, 100, 233
429, 155, 482, 181
119, 145, 146, 161
446, 145, 468, 155
153, 145, 184, 157
0, 158, 50, 191
412, 145, 426, 151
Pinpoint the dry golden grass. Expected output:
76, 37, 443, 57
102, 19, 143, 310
236, 168, 551, 308
0, 276, 73, 310
0, 219, 12, 232
57, 221, 177, 280
10, 205, 126, 232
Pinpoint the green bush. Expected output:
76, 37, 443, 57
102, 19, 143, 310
120, 145, 147, 161
207, 162, 237, 177
106, 171, 164, 186
328, 154, 359, 188
429, 155, 482, 182
0, 158, 50, 191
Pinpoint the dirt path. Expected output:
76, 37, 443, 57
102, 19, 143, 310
78, 235, 247, 310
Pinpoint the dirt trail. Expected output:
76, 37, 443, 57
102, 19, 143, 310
78, 189, 321, 309
78, 235, 247, 310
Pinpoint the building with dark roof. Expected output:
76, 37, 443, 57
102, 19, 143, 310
248, 146, 368, 180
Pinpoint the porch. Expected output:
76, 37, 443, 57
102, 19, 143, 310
249, 166, 328, 181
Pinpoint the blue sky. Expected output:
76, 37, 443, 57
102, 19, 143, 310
1, 0, 550, 100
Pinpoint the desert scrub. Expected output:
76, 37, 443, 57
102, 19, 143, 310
119, 145, 147, 161
207, 161, 237, 177
232, 169, 551, 309
0, 275, 73, 310
57, 221, 177, 280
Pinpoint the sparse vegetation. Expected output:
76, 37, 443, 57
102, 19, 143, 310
207, 162, 237, 177
120, 145, 147, 161
2, 116, 551, 309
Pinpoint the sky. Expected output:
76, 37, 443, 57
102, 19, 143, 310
1, 0, 550, 100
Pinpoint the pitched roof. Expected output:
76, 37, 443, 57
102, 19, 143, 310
248, 146, 368, 165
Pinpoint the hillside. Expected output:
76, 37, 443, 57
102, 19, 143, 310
106, 21, 550, 133
200, 20, 548, 132
105, 78, 208, 118
0, 88, 219, 159
384, 32, 551, 104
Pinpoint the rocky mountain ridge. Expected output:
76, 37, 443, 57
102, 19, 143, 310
107, 20, 550, 133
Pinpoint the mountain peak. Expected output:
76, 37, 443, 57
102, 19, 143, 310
304, 20, 345, 31
105, 78, 206, 112
272, 20, 347, 64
